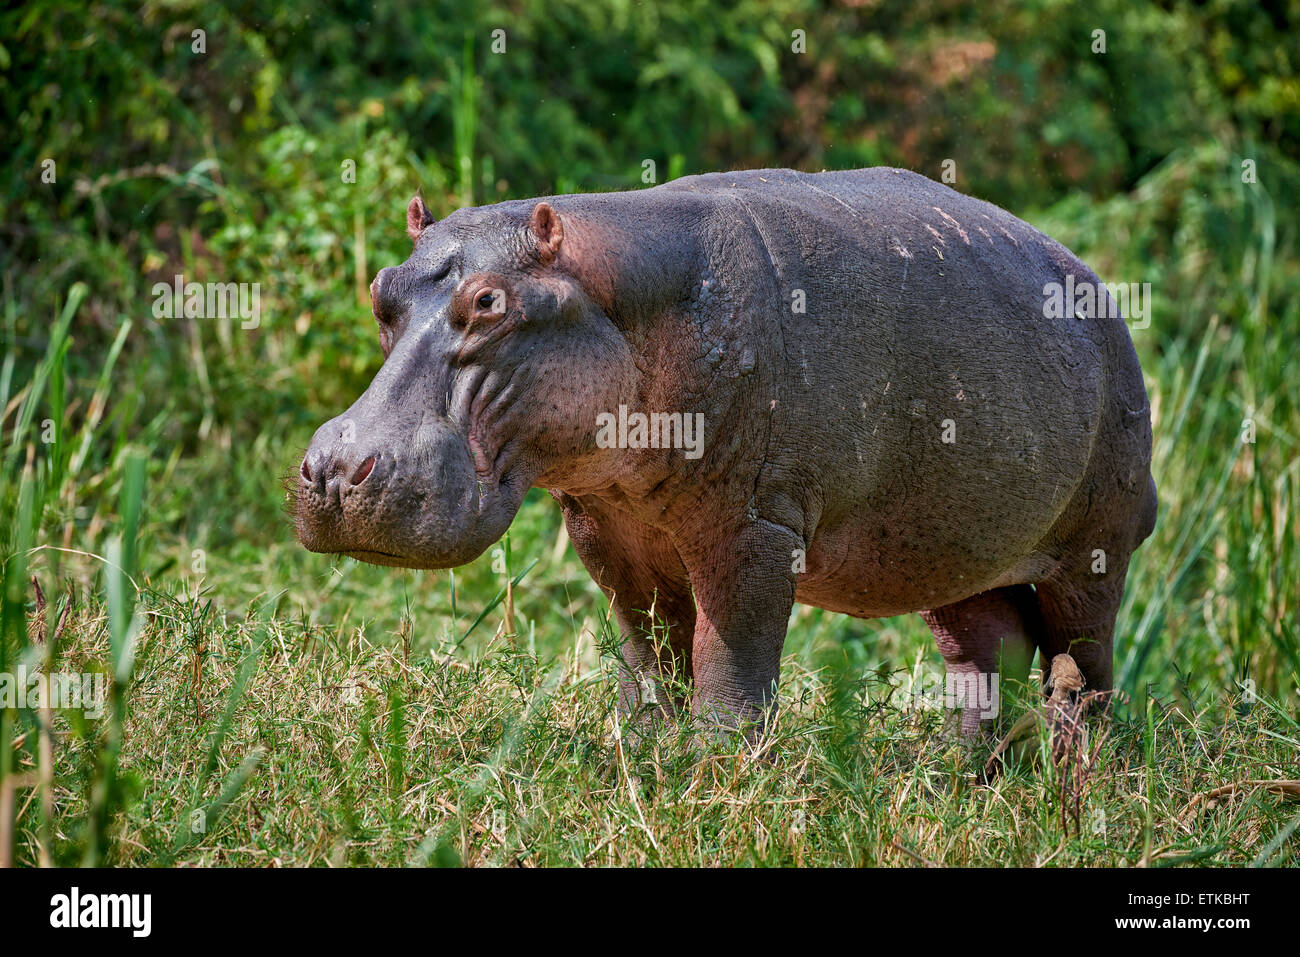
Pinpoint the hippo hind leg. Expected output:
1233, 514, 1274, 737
920, 584, 1043, 735
1032, 558, 1132, 696
1032, 473, 1155, 695
1029, 412, 1157, 694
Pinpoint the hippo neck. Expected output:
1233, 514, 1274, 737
538, 191, 778, 531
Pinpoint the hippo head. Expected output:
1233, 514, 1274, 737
295, 196, 634, 568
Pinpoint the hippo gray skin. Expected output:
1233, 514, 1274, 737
297, 167, 1157, 735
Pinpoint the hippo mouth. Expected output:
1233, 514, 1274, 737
293, 415, 527, 570
342, 548, 411, 565
295, 477, 520, 569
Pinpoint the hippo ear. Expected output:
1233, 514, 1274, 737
406, 196, 436, 242
529, 202, 564, 263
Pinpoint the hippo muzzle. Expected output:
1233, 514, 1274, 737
296, 401, 520, 569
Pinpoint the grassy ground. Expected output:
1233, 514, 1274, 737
2, 140, 1299, 867
9, 584, 1300, 867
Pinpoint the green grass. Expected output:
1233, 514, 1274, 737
4, 584, 1297, 866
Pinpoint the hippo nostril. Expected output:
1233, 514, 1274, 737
350, 455, 376, 485
301, 458, 313, 482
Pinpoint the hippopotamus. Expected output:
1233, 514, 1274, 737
296, 167, 1156, 735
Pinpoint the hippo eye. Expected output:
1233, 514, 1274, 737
472, 288, 505, 316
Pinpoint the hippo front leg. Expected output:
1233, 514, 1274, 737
555, 494, 696, 727
683, 521, 800, 738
